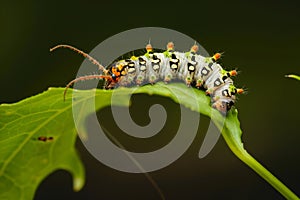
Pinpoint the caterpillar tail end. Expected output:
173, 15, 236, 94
212, 100, 235, 115
212, 101, 227, 115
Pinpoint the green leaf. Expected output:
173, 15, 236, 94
66, 82, 300, 199
286, 74, 300, 81
1, 82, 298, 199
0, 88, 85, 200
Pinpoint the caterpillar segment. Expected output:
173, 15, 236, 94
50, 42, 243, 114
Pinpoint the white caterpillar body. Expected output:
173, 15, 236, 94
107, 43, 243, 114
50, 42, 243, 114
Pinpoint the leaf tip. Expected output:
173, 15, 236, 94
285, 74, 300, 81
73, 177, 85, 192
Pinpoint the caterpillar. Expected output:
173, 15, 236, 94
50, 42, 244, 114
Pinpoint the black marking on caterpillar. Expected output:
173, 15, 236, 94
50, 42, 244, 114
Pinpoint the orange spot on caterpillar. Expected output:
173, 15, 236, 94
167, 42, 174, 50
146, 44, 153, 51
229, 70, 237, 76
213, 53, 221, 61
237, 88, 244, 94
190, 45, 199, 53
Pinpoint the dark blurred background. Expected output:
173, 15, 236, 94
1, 0, 300, 199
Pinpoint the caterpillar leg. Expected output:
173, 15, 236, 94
64, 75, 113, 101
50, 44, 108, 74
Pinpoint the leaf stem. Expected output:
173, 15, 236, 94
222, 127, 299, 200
